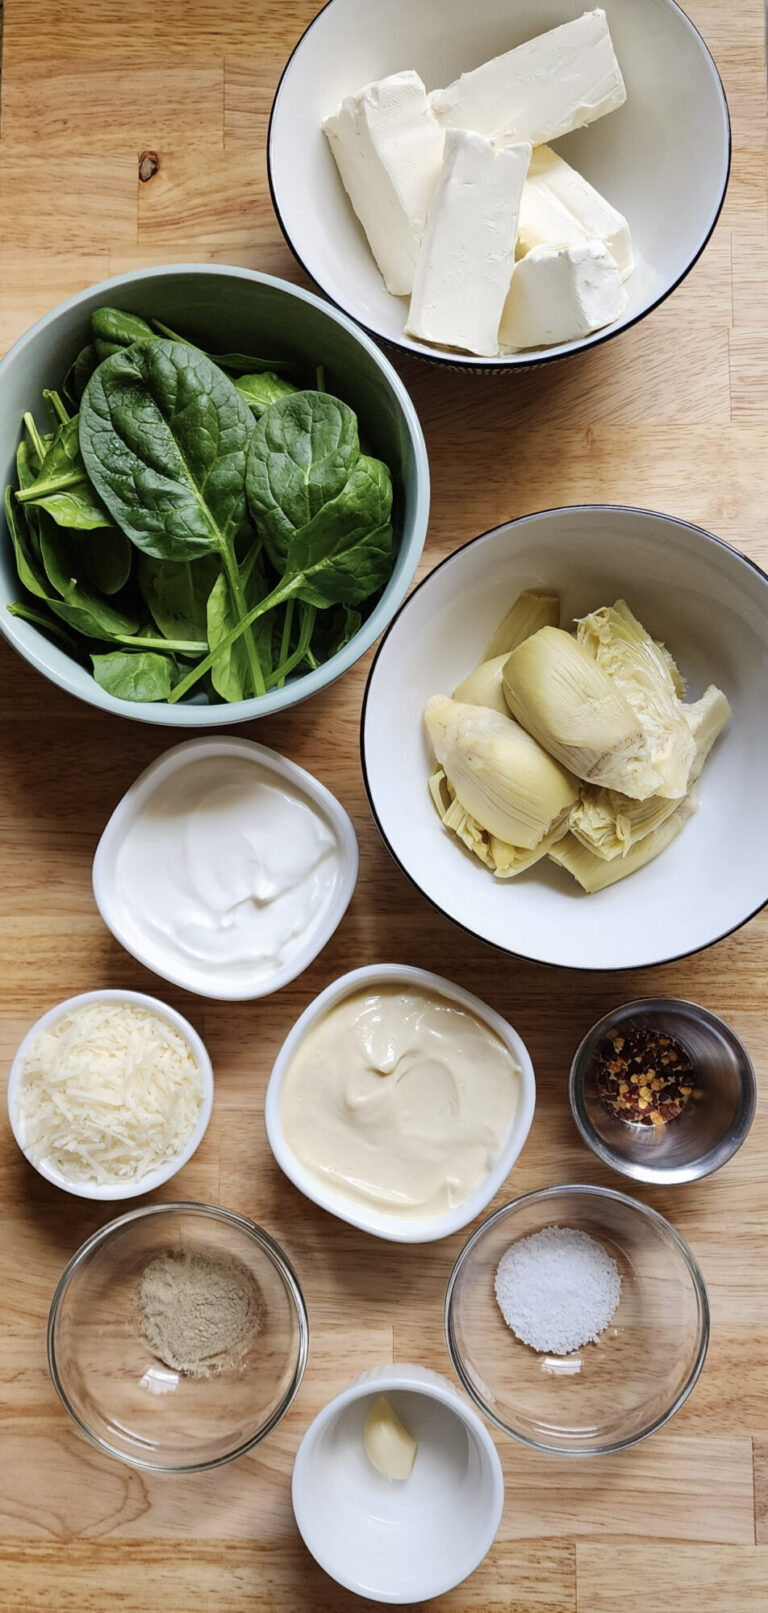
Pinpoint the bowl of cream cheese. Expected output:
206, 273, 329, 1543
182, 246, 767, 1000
269, 0, 730, 367
265, 963, 536, 1242
92, 738, 359, 1001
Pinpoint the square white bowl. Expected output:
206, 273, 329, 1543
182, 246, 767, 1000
265, 963, 536, 1242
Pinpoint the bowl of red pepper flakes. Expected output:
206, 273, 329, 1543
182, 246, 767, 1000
569, 999, 756, 1186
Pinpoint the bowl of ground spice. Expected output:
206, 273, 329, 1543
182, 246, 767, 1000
445, 1184, 709, 1455
569, 998, 756, 1186
47, 1202, 308, 1471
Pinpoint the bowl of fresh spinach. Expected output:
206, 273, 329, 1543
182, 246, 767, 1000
0, 266, 429, 722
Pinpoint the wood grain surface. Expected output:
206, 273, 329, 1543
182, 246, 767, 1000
0, 1, 766, 1609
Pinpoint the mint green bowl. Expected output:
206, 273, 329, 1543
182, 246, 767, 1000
0, 266, 430, 725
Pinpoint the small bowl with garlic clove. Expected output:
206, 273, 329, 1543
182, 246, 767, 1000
291, 1363, 504, 1603
569, 998, 757, 1186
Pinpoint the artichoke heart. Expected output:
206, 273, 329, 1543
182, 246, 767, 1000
429, 767, 570, 877
684, 683, 731, 764
453, 654, 510, 716
569, 680, 731, 862
424, 696, 577, 851
550, 794, 698, 893
576, 600, 695, 798
483, 589, 560, 661
502, 626, 662, 798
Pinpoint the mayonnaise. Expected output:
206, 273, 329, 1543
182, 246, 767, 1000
280, 987, 520, 1217
112, 755, 339, 994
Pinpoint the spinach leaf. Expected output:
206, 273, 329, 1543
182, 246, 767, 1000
5, 484, 139, 645
38, 522, 141, 638
305, 604, 361, 669
168, 446, 393, 704
80, 339, 255, 561
91, 307, 155, 362
245, 391, 360, 567
16, 440, 36, 492
150, 319, 292, 374
7, 599, 84, 657
22, 413, 52, 474
63, 344, 99, 408
4, 485, 51, 600
42, 389, 70, 430
206, 551, 273, 702
80, 338, 265, 694
17, 415, 113, 530
91, 649, 177, 701
138, 552, 221, 643
285, 455, 393, 607
266, 601, 317, 689
82, 527, 133, 595
235, 372, 298, 416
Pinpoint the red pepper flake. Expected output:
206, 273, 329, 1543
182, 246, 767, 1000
595, 1026, 700, 1127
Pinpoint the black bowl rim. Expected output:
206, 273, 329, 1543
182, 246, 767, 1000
359, 502, 768, 973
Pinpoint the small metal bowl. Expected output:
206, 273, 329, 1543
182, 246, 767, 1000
569, 998, 756, 1186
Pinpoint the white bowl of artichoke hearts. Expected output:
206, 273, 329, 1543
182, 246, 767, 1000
362, 507, 768, 971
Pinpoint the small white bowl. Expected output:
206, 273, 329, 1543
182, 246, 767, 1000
93, 738, 359, 1001
6, 989, 214, 1201
269, 0, 730, 369
362, 506, 768, 971
265, 963, 536, 1243
292, 1362, 504, 1603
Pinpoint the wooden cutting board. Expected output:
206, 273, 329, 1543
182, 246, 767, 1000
1, 1, 767, 1609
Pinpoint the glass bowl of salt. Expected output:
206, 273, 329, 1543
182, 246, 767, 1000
47, 1201, 309, 1471
444, 1184, 709, 1456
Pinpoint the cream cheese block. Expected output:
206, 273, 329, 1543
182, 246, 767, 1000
406, 130, 531, 357
518, 145, 633, 278
429, 10, 626, 147
323, 70, 445, 297
499, 239, 628, 352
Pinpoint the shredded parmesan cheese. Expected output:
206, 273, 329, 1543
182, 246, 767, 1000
16, 1002, 204, 1185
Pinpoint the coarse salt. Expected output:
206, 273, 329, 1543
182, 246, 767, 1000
494, 1225, 621, 1355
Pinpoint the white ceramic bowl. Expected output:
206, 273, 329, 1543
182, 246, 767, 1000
93, 738, 359, 1001
7, 990, 214, 1201
291, 1362, 504, 1603
265, 963, 536, 1242
269, 0, 730, 369
361, 506, 768, 971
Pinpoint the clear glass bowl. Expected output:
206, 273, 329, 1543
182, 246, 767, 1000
445, 1185, 709, 1456
48, 1202, 308, 1472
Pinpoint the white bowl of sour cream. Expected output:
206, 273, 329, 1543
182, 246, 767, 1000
265, 964, 536, 1243
93, 739, 359, 1001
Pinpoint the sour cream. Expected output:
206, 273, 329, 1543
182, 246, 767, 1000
280, 987, 520, 1218
109, 753, 341, 996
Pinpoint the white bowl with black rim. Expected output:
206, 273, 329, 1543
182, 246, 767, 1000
268, 0, 730, 370
361, 505, 768, 971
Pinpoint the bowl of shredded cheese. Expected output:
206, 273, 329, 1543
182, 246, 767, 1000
6, 990, 213, 1199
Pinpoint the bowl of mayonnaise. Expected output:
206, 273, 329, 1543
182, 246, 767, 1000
265, 963, 536, 1242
